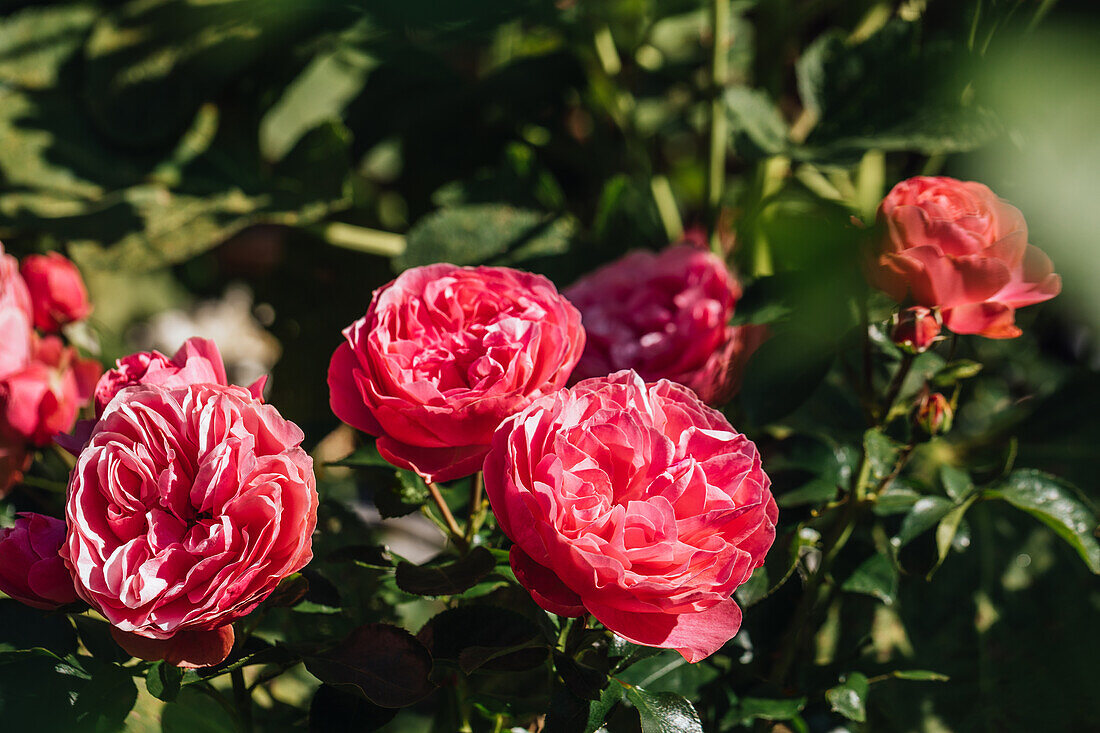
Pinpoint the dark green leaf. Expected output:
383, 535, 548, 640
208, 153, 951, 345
373, 469, 431, 519
864, 429, 901, 483
624, 686, 704, 733
554, 650, 608, 702
931, 360, 983, 388
147, 660, 183, 702
929, 495, 978, 578
890, 670, 950, 682
940, 465, 975, 502
777, 478, 837, 508
893, 495, 955, 548
734, 566, 769, 607
395, 547, 496, 596
306, 623, 435, 708
725, 87, 789, 157
985, 470, 1100, 574
418, 605, 546, 673
265, 572, 310, 608
458, 638, 549, 675
609, 636, 663, 673
873, 483, 922, 516
617, 651, 719, 700
397, 204, 575, 271
841, 553, 898, 605
734, 696, 806, 722
826, 672, 869, 722
584, 682, 623, 733
72, 658, 138, 731
162, 686, 238, 733
309, 684, 398, 733
0, 600, 78, 655
592, 175, 665, 252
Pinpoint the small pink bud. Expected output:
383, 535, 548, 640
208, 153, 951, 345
892, 306, 941, 354
20, 253, 92, 333
916, 392, 953, 435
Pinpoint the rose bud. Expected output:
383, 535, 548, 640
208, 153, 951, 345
484, 370, 777, 662
0, 513, 79, 610
891, 306, 941, 354
0, 335, 101, 447
93, 336, 263, 417
62, 383, 317, 668
916, 392, 953, 435
565, 244, 766, 405
19, 252, 92, 333
867, 176, 1061, 339
328, 264, 585, 483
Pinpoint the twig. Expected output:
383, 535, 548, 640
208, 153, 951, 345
426, 482, 467, 550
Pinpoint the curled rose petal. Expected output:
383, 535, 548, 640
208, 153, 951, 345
111, 625, 235, 669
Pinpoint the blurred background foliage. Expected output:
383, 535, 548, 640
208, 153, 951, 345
0, 0, 1098, 731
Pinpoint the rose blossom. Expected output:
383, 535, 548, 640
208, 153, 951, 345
62, 382, 317, 667
0, 244, 33, 378
93, 336, 261, 417
0, 335, 100, 447
891, 306, 941, 354
19, 252, 92, 333
868, 176, 1061, 339
328, 264, 585, 483
0, 243, 32, 318
564, 244, 766, 405
0, 513, 79, 610
483, 370, 777, 662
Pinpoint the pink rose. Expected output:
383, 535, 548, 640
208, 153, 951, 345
328, 264, 585, 483
62, 383, 317, 667
0, 243, 32, 318
869, 176, 1061, 339
483, 370, 777, 662
93, 337, 258, 417
0, 335, 100, 447
20, 252, 92, 333
565, 245, 766, 405
0, 513, 79, 610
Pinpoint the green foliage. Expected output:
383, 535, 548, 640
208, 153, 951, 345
826, 672, 869, 722
305, 624, 436, 708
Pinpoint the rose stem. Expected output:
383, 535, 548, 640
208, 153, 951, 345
705, 0, 730, 255
231, 666, 253, 732
880, 351, 916, 420
465, 472, 484, 543
426, 481, 466, 550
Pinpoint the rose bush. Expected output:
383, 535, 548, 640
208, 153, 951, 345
0, 513, 78, 610
868, 176, 1062, 338
565, 244, 766, 404
483, 370, 777, 662
62, 382, 317, 667
19, 252, 92, 333
328, 263, 584, 482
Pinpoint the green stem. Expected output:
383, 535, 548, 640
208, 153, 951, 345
706, 0, 731, 254
465, 472, 483, 544
426, 482, 468, 552
880, 352, 915, 422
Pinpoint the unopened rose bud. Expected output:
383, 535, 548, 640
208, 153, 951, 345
20, 253, 92, 333
915, 392, 953, 435
892, 306, 941, 354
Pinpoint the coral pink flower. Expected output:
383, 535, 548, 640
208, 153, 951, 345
328, 264, 585, 483
0, 244, 33, 379
0, 513, 79, 610
20, 252, 92, 333
868, 176, 1061, 339
0, 335, 100, 447
62, 383, 317, 667
565, 245, 765, 405
93, 337, 260, 417
891, 306, 941, 354
0, 243, 32, 319
483, 370, 777, 662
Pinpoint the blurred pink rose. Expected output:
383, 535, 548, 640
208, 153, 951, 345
93, 337, 261, 417
0, 336, 100, 447
0, 513, 79, 610
328, 264, 585, 483
0, 243, 32, 318
62, 383, 316, 667
868, 176, 1061, 339
20, 252, 92, 333
0, 244, 33, 378
565, 245, 765, 405
0, 437, 30, 499
484, 370, 777, 662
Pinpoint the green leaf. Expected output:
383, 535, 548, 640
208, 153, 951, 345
725, 87, 789, 157
841, 553, 898, 605
984, 470, 1100, 574
146, 660, 183, 702
734, 696, 806, 722
395, 547, 496, 597
931, 360, 983, 388
396, 204, 575, 271
609, 636, 663, 673
734, 566, 769, 607
305, 623, 435, 708
329, 444, 392, 468
624, 686, 704, 733
592, 175, 666, 251
0, 600, 78, 655
864, 429, 901, 483
617, 651, 719, 698
374, 469, 431, 519
929, 495, 978, 578
584, 683, 624, 733
777, 478, 837, 508
889, 670, 950, 682
826, 672, 869, 723
418, 606, 546, 674
162, 686, 238, 733
0, 4, 96, 90
940, 465, 975, 502
893, 495, 955, 548
554, 650, 608, 702
72, 658, 139, 732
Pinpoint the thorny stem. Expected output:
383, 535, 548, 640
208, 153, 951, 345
706, 0, 731, 255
